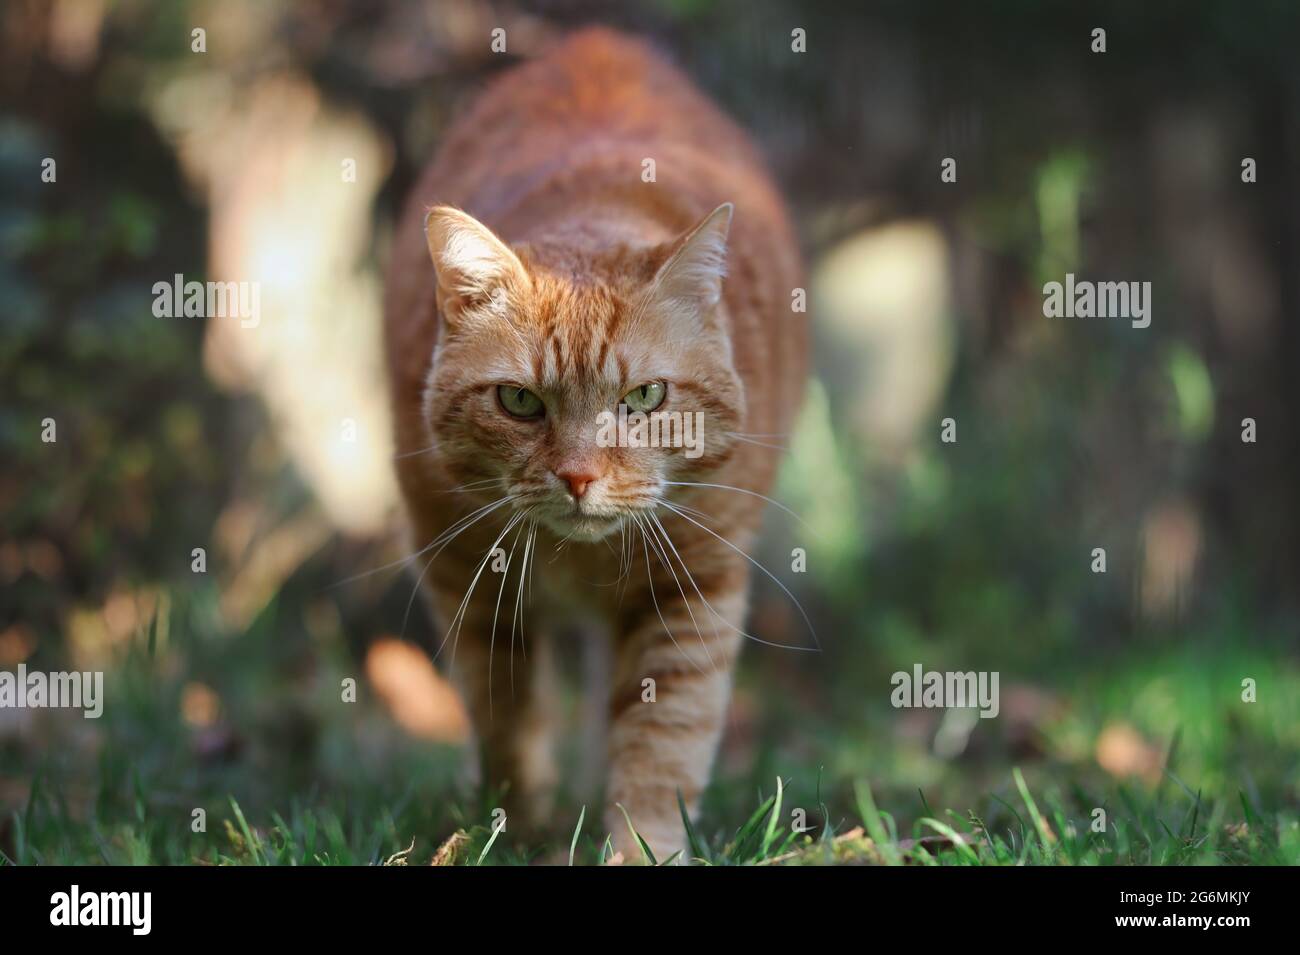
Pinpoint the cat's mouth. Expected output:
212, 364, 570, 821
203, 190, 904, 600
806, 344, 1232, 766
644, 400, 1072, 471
532, 500, 641, 542
542, 513, 622, 542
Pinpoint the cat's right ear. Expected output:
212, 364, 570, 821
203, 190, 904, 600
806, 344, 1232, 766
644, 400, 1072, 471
424, 206, 530, 325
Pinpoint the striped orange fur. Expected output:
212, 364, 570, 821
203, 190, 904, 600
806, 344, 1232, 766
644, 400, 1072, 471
384, 27, 807, 860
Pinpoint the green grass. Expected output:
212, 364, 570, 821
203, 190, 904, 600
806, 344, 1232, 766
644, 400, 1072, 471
5, 598, 1297, 866
9, 763, 1297, 866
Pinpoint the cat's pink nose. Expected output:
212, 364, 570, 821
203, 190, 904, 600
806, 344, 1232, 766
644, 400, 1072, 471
557, 469, 599, 499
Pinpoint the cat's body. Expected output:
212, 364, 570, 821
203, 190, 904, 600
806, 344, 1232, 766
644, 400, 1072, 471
384, 27, 806, 859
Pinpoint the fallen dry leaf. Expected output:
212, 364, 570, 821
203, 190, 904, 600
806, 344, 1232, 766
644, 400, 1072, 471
366, 637, 470, 742
1095, 722, 1164, 784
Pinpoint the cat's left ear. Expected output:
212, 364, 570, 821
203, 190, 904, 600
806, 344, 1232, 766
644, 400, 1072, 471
649, 203, 733, 320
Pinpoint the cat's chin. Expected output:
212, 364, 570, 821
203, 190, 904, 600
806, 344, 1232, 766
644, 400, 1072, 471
538, 510, 626, 543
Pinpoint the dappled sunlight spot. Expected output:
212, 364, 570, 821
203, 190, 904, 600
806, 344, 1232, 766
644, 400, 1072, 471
365, 637, 469, 743
24, 538, 63, 581
213, 497, 263, 567
149, 69, 400, 538
1139, 497, 1202, 620
1164, 345, 1215, 442
47, 0, 105, 72
1034, 151, 1089, 283
932, 705, 979, 759
811, 220, 954, 462
67, 587, 162, 668
775, 380, 861, 571
0, 624, 35, 667
218, 509, 332, 631
1095, 722, 1164, 785
180, 681, 221, 728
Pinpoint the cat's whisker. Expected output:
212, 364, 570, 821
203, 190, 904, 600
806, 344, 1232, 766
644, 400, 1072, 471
395, 495, 517, 637
615, 520, 627, 594
330, 493, 511, 589
394, 444, 504, 465
650, 512, 721, 648
393, 444, 438, 460
507, 481, 551, 497
498, 314, 531, 353
651, 509, 784, 659
430, 478, 505, 494
633, 514, 707, 676
433, 476, 501, 488
618, 517, 635, 597
661, 501, 711, 523
643, 512, 716, 670
510, 517, 537, 697
331, 540, 436, 590
450, 508, 532, 669
658, 500, 820, 652
406, 493, 504, 557
724, 433, 788, 451
663, 481, 808, 529
526, 520, 537, 610
550, 526, 578, 560
488, 509, 533, 717
431, 507, 530, 667
429, 494, 517, 546
399, 551, 441, 643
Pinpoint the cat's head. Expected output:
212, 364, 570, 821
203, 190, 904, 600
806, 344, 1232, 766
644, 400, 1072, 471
419, 204, 744, 541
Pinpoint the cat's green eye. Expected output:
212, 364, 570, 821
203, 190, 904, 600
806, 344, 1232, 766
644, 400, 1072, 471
497, 385, 544, 418
622, 381, 667, 413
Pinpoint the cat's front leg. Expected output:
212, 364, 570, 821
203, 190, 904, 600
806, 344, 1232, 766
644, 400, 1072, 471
603, 558, 747, 863
429, 587, 560, 837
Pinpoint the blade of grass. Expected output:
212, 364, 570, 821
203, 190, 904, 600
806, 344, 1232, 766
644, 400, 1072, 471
616, 803, 657, 865
678, 791, 710, 864
568, 805, 586, 867
729, 793, 777, 863
854, 781, 901, 865
815, 765, 833, 843
1012, 768, 1055, 853
476, 815, 506, 866
760, 777, 785, 858
229, 797, 266, 865
918, 818, 981, 865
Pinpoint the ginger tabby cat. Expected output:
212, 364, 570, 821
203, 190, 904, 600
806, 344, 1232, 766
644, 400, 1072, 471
384, 27, 807, 861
